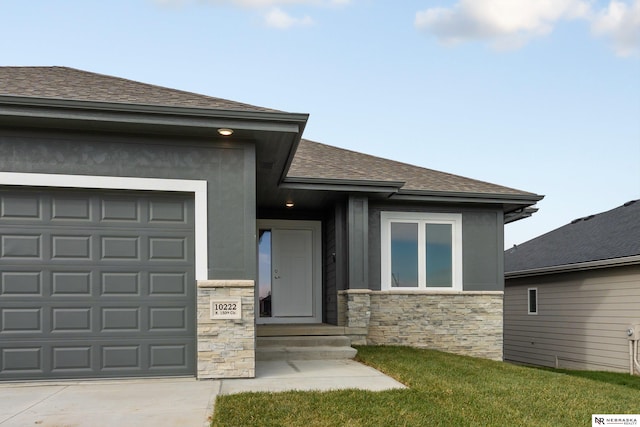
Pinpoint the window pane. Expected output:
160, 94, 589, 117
425, 223, 452, 287
258, 229, 272, 317
528, 289, 537, 314
391, 222, 418, 287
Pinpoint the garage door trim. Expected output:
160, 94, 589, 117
0, 172, 208, 280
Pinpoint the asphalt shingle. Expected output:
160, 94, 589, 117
505, 200, 640, 272
0, 66, 280, 112
291, 139, 537, 196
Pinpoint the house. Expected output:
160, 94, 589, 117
504, 200, 640, 373
0, 66, 543, 381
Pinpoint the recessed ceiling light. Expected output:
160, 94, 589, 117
285, 201, 294, 208
218, 128, 234, 136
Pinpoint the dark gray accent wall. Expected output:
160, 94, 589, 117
0, 129, 257, 280
368, 201, 504, 291
348, 196, 368, 289
462, 210, 504, 291
323, 208, 337, 324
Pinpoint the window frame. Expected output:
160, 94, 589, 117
528, 288, 538, 315
380, 211, 463, 291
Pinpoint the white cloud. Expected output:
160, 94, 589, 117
415, 0, 640, 57
591, 0, 640, 57
415, 0, 590, 50
153, 0, 348, 8
152, 0, 347, 29
264, 7, 314, 28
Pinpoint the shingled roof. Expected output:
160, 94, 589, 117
290, 139, 537, 196
0, 66, 279, 112
0, 66, 541, 201
505, 200, 640, 273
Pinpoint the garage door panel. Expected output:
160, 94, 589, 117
1, 194, 42, 219
52, 308, 92, 332
0, 188, 195, 380
52, 271, 93, 295
1, 234, 42, 258
51, 197, 91, 221
101, 272, 140, 295
149, 200, 187, 223
101, 198, 140, 222
149, 273, 187, 295
101, 236, 140, 260
1, 307, 42, 333
101, 307, 141, 331
1, 347, 42, 373
52, 346, 92, 371
149, 307, 187, 331
150, 345, 187, 369
149, 237, 187, 260
1, 271, 42, 295
52, 235, 92, 259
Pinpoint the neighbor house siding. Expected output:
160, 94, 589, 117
504, 265, 640, 372
0, 128, 257, 281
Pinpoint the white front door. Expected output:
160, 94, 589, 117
257, 220, 321, 324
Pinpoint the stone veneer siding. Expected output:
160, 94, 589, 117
338, 290, 503, 360
197, 280, 255, 379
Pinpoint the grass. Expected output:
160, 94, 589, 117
211, 346, 640, 427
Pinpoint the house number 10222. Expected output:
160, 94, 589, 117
210, 298, 242, 320
213, 303, 237, 311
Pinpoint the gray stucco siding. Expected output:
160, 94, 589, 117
367, 202, 504, 291
0, 129, 257, 281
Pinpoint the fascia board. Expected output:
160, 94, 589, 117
0, 95, 308, 133
390, 190, 544, 206
281, 177, 404, 193
505, 255, 640, 279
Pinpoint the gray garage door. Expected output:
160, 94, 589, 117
0, 188, 196, 380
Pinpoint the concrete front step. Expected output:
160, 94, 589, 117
256, 345, 358, 361
258, 336, 352, 348
256, 334, 357, 361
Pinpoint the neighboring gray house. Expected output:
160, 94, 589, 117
504, 200, 640, 373
0, 66, 543, 381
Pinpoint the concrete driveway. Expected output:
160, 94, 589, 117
0, 360, 405, 427
0, 378, 217, 427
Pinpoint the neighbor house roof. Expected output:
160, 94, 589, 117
0, 66, 279, 112
505, 200, 640, 276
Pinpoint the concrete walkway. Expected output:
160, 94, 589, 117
0, 360, 405, 427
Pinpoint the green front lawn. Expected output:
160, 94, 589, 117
212, 346, 640, 427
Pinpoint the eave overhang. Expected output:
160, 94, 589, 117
281, 177, 405, 194
0, 95, 309, 138
505, 254, 640, 279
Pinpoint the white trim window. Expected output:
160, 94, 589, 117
528, 288, 538, 315
381, 212, 463, 291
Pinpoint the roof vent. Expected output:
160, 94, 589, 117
571, 214, 595, 224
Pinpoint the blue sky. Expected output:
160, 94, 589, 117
2, 0, 638, 247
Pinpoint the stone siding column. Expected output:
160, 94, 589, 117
197, 280, 255, 379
